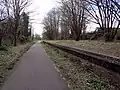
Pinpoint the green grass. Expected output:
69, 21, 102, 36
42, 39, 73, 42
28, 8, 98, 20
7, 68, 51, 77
41, 43, 117, 90
88, 77, 106, 90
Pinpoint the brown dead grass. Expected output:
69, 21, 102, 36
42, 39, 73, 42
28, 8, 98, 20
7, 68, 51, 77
47, 40, 120, 58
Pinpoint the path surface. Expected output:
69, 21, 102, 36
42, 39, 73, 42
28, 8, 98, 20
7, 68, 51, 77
2, 43, 69, 90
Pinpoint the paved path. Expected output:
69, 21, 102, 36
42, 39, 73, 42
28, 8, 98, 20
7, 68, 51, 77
2, 43, 69, 90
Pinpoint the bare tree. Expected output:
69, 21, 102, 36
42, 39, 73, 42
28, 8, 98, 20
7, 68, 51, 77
42, 8, 60, 40
3, 0, 30, 46
0, 0, 8, 46
85, 0, 120, 41
60, 0, 88, 41
60, 19, 71, 39
59, 4, 72, 40
111, 0, 120, 9
111, 0, 120, 20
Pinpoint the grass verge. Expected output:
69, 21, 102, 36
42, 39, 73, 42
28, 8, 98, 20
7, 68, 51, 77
0, 42, 35, 87
41, 43, 118, 90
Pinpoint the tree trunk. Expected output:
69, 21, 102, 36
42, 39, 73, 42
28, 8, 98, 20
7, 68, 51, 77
13, 19, 19, 46
104, 33, 114, 42
0, 37, 2, 46
75, 36, 80, 41
105, 28, 118, 42
13, 35, 17, 46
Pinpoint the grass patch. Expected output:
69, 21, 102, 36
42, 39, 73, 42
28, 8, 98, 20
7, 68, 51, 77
88, 77, 106, 90
0, 42, 35, 87
41, 43, 117, 90
46, 40, 120, 58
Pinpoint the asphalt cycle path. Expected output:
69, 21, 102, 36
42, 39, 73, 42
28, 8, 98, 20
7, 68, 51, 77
2, 43, 69, 90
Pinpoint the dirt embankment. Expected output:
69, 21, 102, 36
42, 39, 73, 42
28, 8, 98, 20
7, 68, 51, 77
42, 43, 120, 90
49, 40, 120, 58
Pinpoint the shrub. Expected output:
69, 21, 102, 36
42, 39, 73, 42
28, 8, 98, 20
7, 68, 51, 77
0, 45, 8, 51
19, 35, 26, 43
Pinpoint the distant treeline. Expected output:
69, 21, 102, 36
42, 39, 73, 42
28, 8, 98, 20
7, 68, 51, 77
0, 0, 33, 48
42, 0, 120, 41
